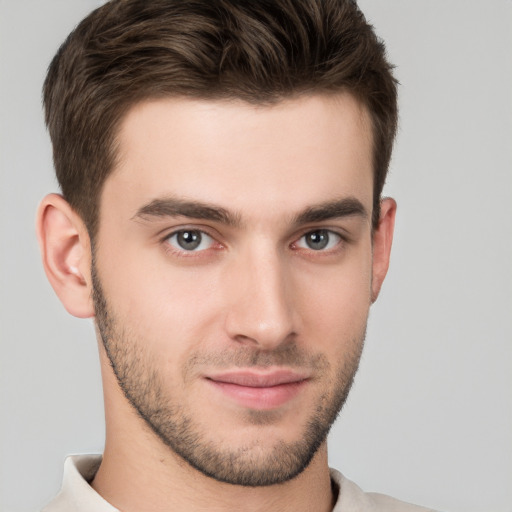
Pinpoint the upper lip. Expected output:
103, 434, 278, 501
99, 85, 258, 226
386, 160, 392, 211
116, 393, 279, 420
205, 369, 310, 388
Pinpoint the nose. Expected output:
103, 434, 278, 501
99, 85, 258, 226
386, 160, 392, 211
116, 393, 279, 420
223, 247, 298, 350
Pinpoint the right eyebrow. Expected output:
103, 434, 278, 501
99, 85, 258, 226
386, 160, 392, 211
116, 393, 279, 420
132, 197, 242, 227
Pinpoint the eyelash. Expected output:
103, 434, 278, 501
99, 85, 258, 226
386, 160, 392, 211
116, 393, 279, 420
160, 227, 347, 257
162, 228, 222, 257
291, 229, 345, 253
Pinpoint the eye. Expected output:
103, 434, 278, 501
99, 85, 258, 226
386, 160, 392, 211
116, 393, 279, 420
295, 229, 342, 251
165, 229, 215, 252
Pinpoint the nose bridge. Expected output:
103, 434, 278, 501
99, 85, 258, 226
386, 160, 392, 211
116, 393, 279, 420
224, 240, 296, 349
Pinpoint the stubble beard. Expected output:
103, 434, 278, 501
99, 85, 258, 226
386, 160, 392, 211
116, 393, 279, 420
92, 263, 365, 487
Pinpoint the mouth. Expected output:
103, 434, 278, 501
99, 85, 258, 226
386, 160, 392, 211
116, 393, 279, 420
204, 369, 309, 410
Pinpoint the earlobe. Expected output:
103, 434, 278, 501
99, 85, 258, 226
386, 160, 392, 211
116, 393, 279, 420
36, 193, 95, 318
371, 197, 397, 303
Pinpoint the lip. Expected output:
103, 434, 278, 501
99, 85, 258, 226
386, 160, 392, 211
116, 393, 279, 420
205, 369, 309, 410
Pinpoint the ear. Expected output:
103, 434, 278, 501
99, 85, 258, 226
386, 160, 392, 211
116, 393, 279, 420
36, 193, 95, 318
371, 197, 397, 303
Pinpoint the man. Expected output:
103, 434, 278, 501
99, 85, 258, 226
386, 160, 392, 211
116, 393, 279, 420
36, 0, 434, 510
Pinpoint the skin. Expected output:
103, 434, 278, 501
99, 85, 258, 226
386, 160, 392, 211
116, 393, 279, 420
37, 93, 396, 512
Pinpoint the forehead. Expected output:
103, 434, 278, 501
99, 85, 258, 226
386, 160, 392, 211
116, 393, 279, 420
104, 93, 374, 222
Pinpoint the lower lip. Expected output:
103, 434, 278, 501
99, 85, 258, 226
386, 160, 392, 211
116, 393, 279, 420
206, 379, 307, 410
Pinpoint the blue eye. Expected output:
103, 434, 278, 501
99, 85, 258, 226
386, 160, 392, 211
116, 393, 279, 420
296, 230, 341, 251
166, 230, 215, 252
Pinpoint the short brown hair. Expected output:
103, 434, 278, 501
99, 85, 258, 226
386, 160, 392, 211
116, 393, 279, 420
43, 0, 397, 236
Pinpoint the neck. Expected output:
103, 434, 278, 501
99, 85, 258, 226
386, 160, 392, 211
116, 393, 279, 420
93, 438, 334, 512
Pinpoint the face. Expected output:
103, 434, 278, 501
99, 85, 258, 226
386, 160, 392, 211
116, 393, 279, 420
93, 94, 379, 486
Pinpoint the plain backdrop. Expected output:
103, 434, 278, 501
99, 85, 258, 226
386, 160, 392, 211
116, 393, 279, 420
1, 1, 511, 511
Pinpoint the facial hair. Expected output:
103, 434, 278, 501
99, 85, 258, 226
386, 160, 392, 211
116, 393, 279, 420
91, 261, 365, 487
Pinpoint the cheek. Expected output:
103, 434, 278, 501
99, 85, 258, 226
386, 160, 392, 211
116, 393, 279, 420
98, 246, 227, 355
294, 252, 372, 350
96, 229, 373, 365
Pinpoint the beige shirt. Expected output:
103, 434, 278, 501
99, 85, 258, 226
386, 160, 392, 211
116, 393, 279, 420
42, 455, 436, 512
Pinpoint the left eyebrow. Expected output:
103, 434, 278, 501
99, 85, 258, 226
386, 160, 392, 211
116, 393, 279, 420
293, 197, 368, 225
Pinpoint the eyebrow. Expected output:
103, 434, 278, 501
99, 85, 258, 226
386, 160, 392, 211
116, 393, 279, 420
133, 197, 241, 227
133, 196, 368, 227
293, 197, 368, 225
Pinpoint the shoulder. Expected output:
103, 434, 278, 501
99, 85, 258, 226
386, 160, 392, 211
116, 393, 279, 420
330, 469, 439, 512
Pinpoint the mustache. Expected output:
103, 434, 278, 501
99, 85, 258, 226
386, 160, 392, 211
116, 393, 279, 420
183, 343, 329, 377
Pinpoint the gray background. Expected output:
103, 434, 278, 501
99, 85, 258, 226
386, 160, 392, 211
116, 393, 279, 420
1, 1, 511, 511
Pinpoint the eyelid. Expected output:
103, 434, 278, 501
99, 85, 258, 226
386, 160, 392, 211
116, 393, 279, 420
291, 228, 347, 252
160, 225, 224, 256
157, 221, 224, 241
157, 223, 351, 256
